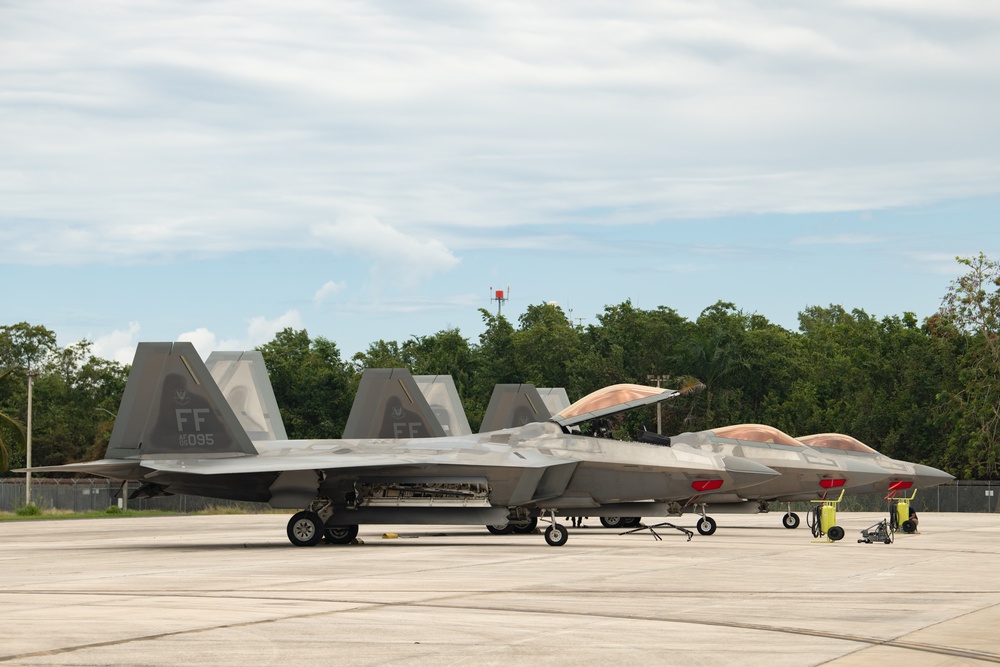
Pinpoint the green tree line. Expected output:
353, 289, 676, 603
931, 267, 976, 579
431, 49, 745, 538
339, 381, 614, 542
3, 254, 999, 479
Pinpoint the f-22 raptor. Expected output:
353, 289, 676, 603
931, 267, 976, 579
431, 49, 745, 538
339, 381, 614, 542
19, 342, 779, 547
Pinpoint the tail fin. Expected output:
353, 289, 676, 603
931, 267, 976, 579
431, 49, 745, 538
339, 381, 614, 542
413, 374, 472, 436
106, 342, 258, 459
342, 368, 447, 438
205, 350, 288, 441
537, 387, 571, 414
478, 384, 551, 433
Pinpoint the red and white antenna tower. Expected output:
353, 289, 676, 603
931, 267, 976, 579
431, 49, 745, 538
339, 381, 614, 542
490, 284, 510, 316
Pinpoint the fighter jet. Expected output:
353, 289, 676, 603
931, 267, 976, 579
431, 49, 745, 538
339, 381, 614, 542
646, 423, 893, 535
18, 343, 779, 547
796, 433, 954, 497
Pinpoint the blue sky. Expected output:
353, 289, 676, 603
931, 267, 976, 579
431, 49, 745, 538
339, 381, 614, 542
2, 1, 999, 364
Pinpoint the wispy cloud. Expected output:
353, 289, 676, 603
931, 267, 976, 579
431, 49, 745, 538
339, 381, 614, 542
310, 218, 460, 282
178, 310, 304, 358
2, 0, 998, 273
792, 234, 886, 246
91, 321, 141, 365
3, 1, 999, 356
314, 280, 347, 304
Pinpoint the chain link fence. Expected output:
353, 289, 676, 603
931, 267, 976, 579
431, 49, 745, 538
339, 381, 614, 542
0, 478, 269, 513
800, 480, 999, 513
2, 478, 997, 514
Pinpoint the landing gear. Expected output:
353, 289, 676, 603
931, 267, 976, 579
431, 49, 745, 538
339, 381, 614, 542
541, 510, 569, 546
622, 517, 642, 528
696, 516, 717, 536
510, 517, 538, 533
287, 511, 324, 547
544, 523, 568, 546
782, 512, 800, 529
323, 524, 359, 545
600, 516, 623, 528
486, 522, 514, 535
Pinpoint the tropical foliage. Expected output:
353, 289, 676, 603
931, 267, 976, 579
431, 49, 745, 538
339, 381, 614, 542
3, 256, 999, 479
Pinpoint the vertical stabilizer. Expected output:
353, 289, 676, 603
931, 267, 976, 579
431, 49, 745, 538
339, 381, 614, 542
413, 374, 472, 436
105, 342, 258, 459
479, 384, 551, 433
206, 351, 288, 441
342, 368, 447, 438
537, 388, 571, 415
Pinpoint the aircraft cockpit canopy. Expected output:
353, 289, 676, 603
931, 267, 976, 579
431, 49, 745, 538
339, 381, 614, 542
797, 433, 880, 455
710, 424, 804, 447
550, 383, 677, 429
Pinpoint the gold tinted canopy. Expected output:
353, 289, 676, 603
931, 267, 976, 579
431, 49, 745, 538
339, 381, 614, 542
797, 433, 880, 454
711, 424, 804, 447
551, 384, 676, 428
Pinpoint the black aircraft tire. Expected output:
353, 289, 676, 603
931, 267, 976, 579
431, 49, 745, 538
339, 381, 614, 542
544, 524, 569, 546
696, 516, 717, 536
323, 524, 359, 545
622, 517, 642, 528
511, 517, 538, 534
828, 525, 846, 541
600, 517, 623, 528
901, 519, 917, 534
287, 511, 324, 547
486, 523, 514, 535
782, 512, 800, 529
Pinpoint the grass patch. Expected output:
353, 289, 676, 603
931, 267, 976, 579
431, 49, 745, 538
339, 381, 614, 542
0, 505, 286, 521
0, 507, 179, 521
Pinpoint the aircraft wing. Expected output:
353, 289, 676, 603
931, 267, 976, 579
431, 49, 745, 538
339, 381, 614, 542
138, 443, 563, 476
14, 460, 144, 476
550, 382, 704, 428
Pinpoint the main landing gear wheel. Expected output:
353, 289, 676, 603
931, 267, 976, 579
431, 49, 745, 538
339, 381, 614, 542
696, 516, 717, 536
323, 524, 359, 545
287, 511, 323, 547
486, 522, 514, 535
782, 512, 800, 529
622, 517, 642, 528
827, 525, 845, 542
511, 517, 538, 534
544, 523, 568, 546
600, 516, 623, 528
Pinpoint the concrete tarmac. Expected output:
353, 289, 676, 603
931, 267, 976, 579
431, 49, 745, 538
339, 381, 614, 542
1, 512, 998, 666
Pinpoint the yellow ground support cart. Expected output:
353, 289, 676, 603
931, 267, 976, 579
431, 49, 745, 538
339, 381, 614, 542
808, 489, 845, 542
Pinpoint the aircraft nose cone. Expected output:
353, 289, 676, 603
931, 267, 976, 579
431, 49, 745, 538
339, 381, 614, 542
722, 455, 779, 491
912, 463, 955, 489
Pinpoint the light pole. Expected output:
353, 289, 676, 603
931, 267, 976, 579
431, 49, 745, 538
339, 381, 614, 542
25, 370, 38, 506
647, 374, 670, 435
